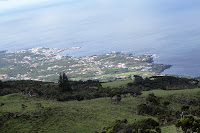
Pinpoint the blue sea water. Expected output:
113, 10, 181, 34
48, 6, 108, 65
0, 0, 200, 77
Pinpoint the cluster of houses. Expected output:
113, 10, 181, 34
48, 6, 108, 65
0, 48, 154, 81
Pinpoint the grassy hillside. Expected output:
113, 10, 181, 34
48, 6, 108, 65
142, 88, 200, 97
0, 93, 148, 133
1, 75, 200, 133
2, 87, 200, 132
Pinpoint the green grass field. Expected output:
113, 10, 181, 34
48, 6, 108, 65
161, 125, 183, 133
1, 87, 200, 132
0, 94, 148, 133
72, 71, 155, 81
142, 88, 200, 97
142, 88, 200, 111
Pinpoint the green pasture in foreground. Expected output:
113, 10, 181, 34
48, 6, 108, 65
0, 94, 147, 133
1, 87, 200, 132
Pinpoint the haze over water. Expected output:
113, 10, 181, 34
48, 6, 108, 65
0, 0, 200, 77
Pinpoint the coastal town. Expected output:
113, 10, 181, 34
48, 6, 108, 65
0, 47, 171, 81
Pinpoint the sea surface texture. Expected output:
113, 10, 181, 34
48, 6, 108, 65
0, 0, 200, 77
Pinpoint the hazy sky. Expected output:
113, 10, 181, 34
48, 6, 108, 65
0, 0, 62, 13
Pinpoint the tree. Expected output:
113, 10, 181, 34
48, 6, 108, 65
0, 80, 3, 89
101, 118, 160, 133
146, 93, 160, 105
130, 87, 142, 97
58, 72, 72, 92
133, 75, 144, 86
175, 115, 200, 133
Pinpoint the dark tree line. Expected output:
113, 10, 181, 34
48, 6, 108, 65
100, 118, 161, 133
0, 73, 142, 102
0, 74, 198, 102
128, 75, 199, 91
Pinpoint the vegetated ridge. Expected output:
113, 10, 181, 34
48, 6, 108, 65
0, 74, 200, 133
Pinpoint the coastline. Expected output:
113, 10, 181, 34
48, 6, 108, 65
0, 47, 172, 81
0, 50, 7, 54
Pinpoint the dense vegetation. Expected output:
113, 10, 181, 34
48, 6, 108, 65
0, 74, 200, 132
128, 75, 199, 91
0, 73, 143, 102
101, 118, 161, 133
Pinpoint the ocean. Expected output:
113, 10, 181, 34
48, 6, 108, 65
0, 0, 200, 77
